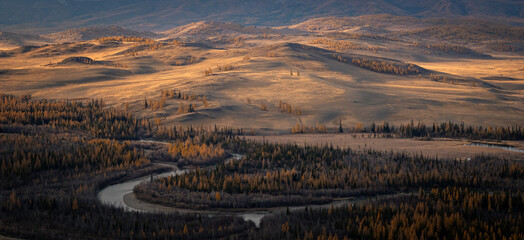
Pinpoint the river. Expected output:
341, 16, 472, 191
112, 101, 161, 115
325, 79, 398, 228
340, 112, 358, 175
98, 153, 273, 225
465, 142, 524, 153
98, 153, 407, 227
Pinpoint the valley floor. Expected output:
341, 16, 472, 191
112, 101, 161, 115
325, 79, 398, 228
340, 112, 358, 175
246, 134, 524, 160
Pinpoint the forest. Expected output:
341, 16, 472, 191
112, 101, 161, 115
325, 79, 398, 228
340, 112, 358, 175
0, 94, 523, 239
252, 187, 523, 240
311, 38, 384, 52
0, 94, 138, 139
0, 94, 252, 239
135, 140, 523, 209
332, 54, 420, 75
372, 120, 524, 141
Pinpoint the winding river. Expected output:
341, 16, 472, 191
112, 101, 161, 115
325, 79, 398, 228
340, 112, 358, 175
100, 139, 521, 227
98, 153, 405, 227
98, 154, 273, 226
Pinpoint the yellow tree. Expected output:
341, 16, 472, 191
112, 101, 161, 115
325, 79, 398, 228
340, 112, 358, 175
72, 198, 79, 210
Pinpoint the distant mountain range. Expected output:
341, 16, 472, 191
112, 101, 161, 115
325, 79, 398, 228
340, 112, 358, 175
0, 0, 522, 33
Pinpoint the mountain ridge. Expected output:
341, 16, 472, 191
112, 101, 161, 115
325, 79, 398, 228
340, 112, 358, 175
0, 0, 522, 33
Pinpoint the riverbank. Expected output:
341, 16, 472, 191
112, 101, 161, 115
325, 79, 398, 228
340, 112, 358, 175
124, 191, 413, 227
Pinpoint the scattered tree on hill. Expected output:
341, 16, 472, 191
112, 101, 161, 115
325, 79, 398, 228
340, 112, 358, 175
278, 101, 302, 116
204, 68, 213, 76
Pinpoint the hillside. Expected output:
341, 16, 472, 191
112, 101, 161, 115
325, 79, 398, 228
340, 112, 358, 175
1, 33, 522, 132
288, 16, 524, 52
43, 25, 160, 43
0, 31, 51, 49
163, 21, 280, 39
0, 0, 522, 32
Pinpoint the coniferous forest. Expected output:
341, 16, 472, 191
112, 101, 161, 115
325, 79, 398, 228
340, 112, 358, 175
0, 94, 523, 239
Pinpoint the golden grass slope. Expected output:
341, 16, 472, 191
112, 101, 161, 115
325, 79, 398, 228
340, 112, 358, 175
0, 36, 522, 133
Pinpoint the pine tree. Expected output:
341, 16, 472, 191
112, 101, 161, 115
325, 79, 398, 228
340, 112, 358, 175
72, 198, 79, 210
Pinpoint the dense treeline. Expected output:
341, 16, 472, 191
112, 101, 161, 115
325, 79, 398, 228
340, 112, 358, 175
350, 58, 419, 75
136, 140, 523, 209
150, 124, 242, 146
0, 134, 148, 189
288, 120, 524, 141
0, 193, 252, 240
332, 55, 420, 75
0, 94, 138, 139
168, 139, 226, 165
369, 120, 524, 141
312, 38, 384, 52
141, 124, 244, 165
253, 187, 523, 240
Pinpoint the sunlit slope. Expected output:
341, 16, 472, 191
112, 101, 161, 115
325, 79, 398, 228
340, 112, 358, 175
0, 39, 522, 132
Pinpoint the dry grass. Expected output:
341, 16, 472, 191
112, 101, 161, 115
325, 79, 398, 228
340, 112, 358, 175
1, 36, 523, 133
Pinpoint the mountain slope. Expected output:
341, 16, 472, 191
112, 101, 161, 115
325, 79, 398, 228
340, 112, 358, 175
0, 0, 522, 32
0, 31, 51, 49
43, 25, 160, 43
163, 21, 279, 39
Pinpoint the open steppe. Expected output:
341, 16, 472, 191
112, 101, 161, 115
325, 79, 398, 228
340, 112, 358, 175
1, 17, 523, 134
